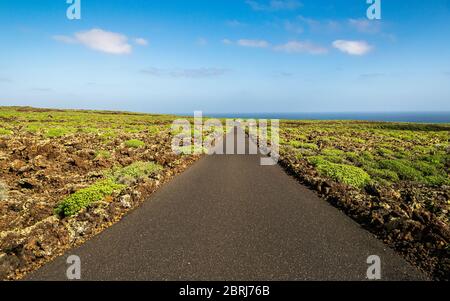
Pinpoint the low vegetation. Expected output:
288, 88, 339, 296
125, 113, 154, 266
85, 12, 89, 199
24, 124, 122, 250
280, 121, 449, 188
0, 129, 13, 136
0, 106, 200, 279
109, 161, 163, 185
310, 158, 371, 188
279, 120, 450, 280
124, 139, 145, 148
55, 179, 126, 217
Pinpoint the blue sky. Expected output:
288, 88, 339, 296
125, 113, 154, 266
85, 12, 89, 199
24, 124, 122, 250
0, 0, 450, 113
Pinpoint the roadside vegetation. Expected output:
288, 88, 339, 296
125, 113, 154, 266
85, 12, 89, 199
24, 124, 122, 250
0, 106, 200, 279
1, 106, 448, 280
281, 121, 449, 188
279, 120, 450, 280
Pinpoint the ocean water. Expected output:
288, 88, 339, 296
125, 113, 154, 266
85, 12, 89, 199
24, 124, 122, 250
204, 112, 450, 123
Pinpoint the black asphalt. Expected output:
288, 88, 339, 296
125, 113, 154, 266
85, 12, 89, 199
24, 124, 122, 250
27, 127, 427, 280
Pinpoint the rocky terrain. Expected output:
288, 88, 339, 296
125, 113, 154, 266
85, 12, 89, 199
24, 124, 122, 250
0, 107, 200, 279
275, 121, 450, 280
1, 107, 448, 280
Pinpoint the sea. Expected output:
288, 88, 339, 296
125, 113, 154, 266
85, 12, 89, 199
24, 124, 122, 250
202, 112, 450, 124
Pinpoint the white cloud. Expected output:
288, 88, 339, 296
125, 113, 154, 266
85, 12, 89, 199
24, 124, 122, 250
54, 28, 132, 55
246, 0, 302, 11
134, 38, 149, 46
274, 41, 327, 54
332, 40, 372, 56
237, 39, 270, 48
75, 29, 132, 54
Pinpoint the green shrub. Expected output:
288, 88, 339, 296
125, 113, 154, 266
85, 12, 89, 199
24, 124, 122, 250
324, 155, 345, 164
293, 134, 307, 141
45, 128, 68, 138
124, 128, 141, 133
379, 159, 423, 181
352, 154, 379, 170
320, 148, 346, 164
25, 124, 40, 133
361, 151, 375, 160
289, 141, 318, 150
148, 126, 160, 135
100, 130, 118, 140
79, 127, 99, 134
111, 161, 162, 182
316, 161, 371, 188
377, 147, 395, 158
321, 148, 345, 157
54, 179, 125, 217
366, 168, 400, 182
0, 128, 13, 135
278, 137, 287, 145
289, 141, 302, 148
124, 139, 145, 148
95, 150, 111, 159
307, 156, 328, 166
412, 161, 438, 176
345, 152, 359, 162
351, 138, 366, 144
424, 175, 450, 186
423, 154, 446, 166
296, 148, 316, 157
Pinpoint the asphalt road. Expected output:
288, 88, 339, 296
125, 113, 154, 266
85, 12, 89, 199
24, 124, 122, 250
28, 127, 427, 280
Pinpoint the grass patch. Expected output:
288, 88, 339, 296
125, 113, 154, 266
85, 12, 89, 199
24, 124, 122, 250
54, 179, 125, 217
379, 159, 423, 181
321, 148, 345, 157
100, 130, 118, 140
109, 161, 163, 185
54, 161, 162, 217
289, 141, 319, 150
124, 139, 145, 148
45, 128, 69, 138
95, 150, 111, 159
365, 168, 400, 182
0, 128, 13, 135
424, 175, 450, 186
311, 159, 371, 188
25, 124, 40, 133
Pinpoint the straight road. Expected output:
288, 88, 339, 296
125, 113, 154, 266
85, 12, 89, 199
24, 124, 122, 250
28, 128, 427, 280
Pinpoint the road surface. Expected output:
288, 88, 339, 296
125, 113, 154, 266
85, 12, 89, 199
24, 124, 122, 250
28, 127, 427, 280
